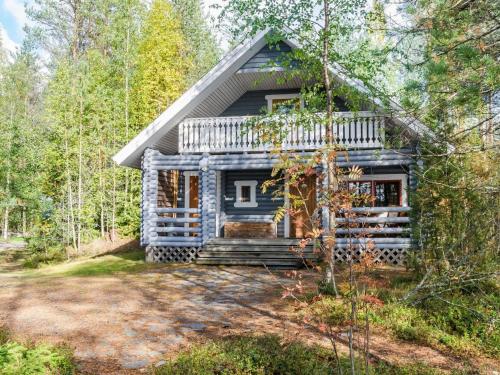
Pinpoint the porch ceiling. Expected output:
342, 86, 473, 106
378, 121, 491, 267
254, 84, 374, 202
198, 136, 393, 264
150, 70, 306, 158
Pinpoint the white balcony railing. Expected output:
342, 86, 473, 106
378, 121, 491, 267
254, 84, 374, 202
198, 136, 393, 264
179, 112, 385, 153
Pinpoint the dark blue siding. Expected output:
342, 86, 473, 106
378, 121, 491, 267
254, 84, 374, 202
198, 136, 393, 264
221, 89, 300, 116
221, 89, 349, 117
221, 170, 285, 237
240, 41, 293, 71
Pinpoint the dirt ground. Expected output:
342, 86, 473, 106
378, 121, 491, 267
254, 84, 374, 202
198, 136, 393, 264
0, 249, 498, 374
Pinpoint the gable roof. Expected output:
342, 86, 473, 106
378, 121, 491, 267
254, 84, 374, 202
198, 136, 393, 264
113, 29, 433, 168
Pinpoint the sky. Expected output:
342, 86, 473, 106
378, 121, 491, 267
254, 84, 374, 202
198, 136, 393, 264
0, 0, 27, 53
0, 0, 226, 55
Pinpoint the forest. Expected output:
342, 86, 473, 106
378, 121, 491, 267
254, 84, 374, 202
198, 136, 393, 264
0, 0, 220, 258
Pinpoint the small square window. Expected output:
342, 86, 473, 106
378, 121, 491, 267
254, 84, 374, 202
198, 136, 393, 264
234, 180, 258, 208
240, 185, 251, 202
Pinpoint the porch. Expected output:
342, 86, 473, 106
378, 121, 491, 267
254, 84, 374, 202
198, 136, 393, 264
142, 149, 417, 266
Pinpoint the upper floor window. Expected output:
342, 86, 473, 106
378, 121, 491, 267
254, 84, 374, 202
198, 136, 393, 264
265, 93, 303, 114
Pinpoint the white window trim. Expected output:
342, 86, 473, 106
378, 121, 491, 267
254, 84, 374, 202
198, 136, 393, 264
348, 174, 408, 206
265, 93, 303, 112
234, 180, 258, 208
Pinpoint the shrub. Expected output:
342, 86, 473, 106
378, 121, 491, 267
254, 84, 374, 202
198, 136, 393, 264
154, 335, 455, 375
0, 335, 74, 375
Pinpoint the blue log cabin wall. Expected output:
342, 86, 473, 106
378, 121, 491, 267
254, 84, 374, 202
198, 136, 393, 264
220, 89, 349, 117
221, 169, 285, 237
239, 41, 293, 71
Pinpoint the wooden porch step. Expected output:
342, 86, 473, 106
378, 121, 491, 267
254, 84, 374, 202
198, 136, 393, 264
203, 245, 313, 252
196, 238, 318, 267
197, 252, 317, 259
206, 238, 304, 246
195, 258, 307, 267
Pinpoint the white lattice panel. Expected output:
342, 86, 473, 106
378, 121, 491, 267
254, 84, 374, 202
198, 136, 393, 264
147, 246, 201, 263
334, 247, 408, 266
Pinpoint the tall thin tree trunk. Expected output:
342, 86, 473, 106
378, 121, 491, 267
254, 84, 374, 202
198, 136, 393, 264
322, 0, 339, 296
65, 131, 77, 251
22, 207, 27, 237
111, 127, 117, 242
3, 106, 14, 240
124, 18, 131, 196
99, 153, 105, 239
2, 208, 9, 240
77, 94, 83, 251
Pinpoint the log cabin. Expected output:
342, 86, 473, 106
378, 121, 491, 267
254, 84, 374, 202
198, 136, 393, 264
113, 30, 429, 267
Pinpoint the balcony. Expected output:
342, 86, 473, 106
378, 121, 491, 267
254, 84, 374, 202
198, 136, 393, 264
179, 111, 385, 153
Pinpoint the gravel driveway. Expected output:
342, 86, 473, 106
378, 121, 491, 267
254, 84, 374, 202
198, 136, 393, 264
0, 265, 295, 373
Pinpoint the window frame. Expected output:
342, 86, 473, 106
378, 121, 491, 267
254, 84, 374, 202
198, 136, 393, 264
347, 174, 408, 207
234, 180, 258, 208
265, 93, 303, 113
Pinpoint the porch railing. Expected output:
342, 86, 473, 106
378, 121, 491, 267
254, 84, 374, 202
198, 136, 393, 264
179, 112, 385, 153
149, 207, 202, 247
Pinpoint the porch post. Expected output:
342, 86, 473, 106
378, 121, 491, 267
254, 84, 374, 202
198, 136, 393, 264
142, 148, 158, 260
200, 154, 217, 244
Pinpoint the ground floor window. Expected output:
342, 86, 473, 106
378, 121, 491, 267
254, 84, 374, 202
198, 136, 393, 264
234, 180, 258, 208
347, 175, 406, 207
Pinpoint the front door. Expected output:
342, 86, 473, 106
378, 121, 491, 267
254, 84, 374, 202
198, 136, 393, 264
290, 175, 317, 239
184, 172, 200, 235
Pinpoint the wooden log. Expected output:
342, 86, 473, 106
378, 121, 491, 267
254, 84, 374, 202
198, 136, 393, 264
350, 206, 411, 213
335, 227, 410, 234
335, 237, 412, 244
149, 241, 203, 247
149, 236, 201, 242
154, 226, 202, 233
335, 243, 412, 249
156, 207, 199, 214
156, 217, 201, 223
335, 217, 410, 224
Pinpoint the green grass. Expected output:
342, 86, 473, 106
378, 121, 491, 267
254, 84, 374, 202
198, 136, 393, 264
153, 335, 461, 375
0, 328, 74, 374
13, 249, 168, 278
3, 236, 26, 244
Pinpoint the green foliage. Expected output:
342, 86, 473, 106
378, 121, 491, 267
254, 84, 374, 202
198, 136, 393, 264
377, 277, 499, 358
0, 333, 74, 375
154, 335, 455, 375
0, 0, 218, 256
132, 0, 192, 126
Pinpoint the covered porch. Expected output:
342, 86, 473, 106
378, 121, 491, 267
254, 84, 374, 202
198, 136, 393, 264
141, 149, 416, 266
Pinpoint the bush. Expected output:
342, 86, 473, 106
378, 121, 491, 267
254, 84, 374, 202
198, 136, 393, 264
154, 335, 452, 375
23, 245, 66, 268
0, 331, 74, 375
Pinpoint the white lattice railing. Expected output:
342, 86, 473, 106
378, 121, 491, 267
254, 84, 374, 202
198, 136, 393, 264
179, 112, 385, 153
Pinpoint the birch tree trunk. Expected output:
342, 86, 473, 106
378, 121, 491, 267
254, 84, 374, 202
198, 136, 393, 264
322, 0, 339, 296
